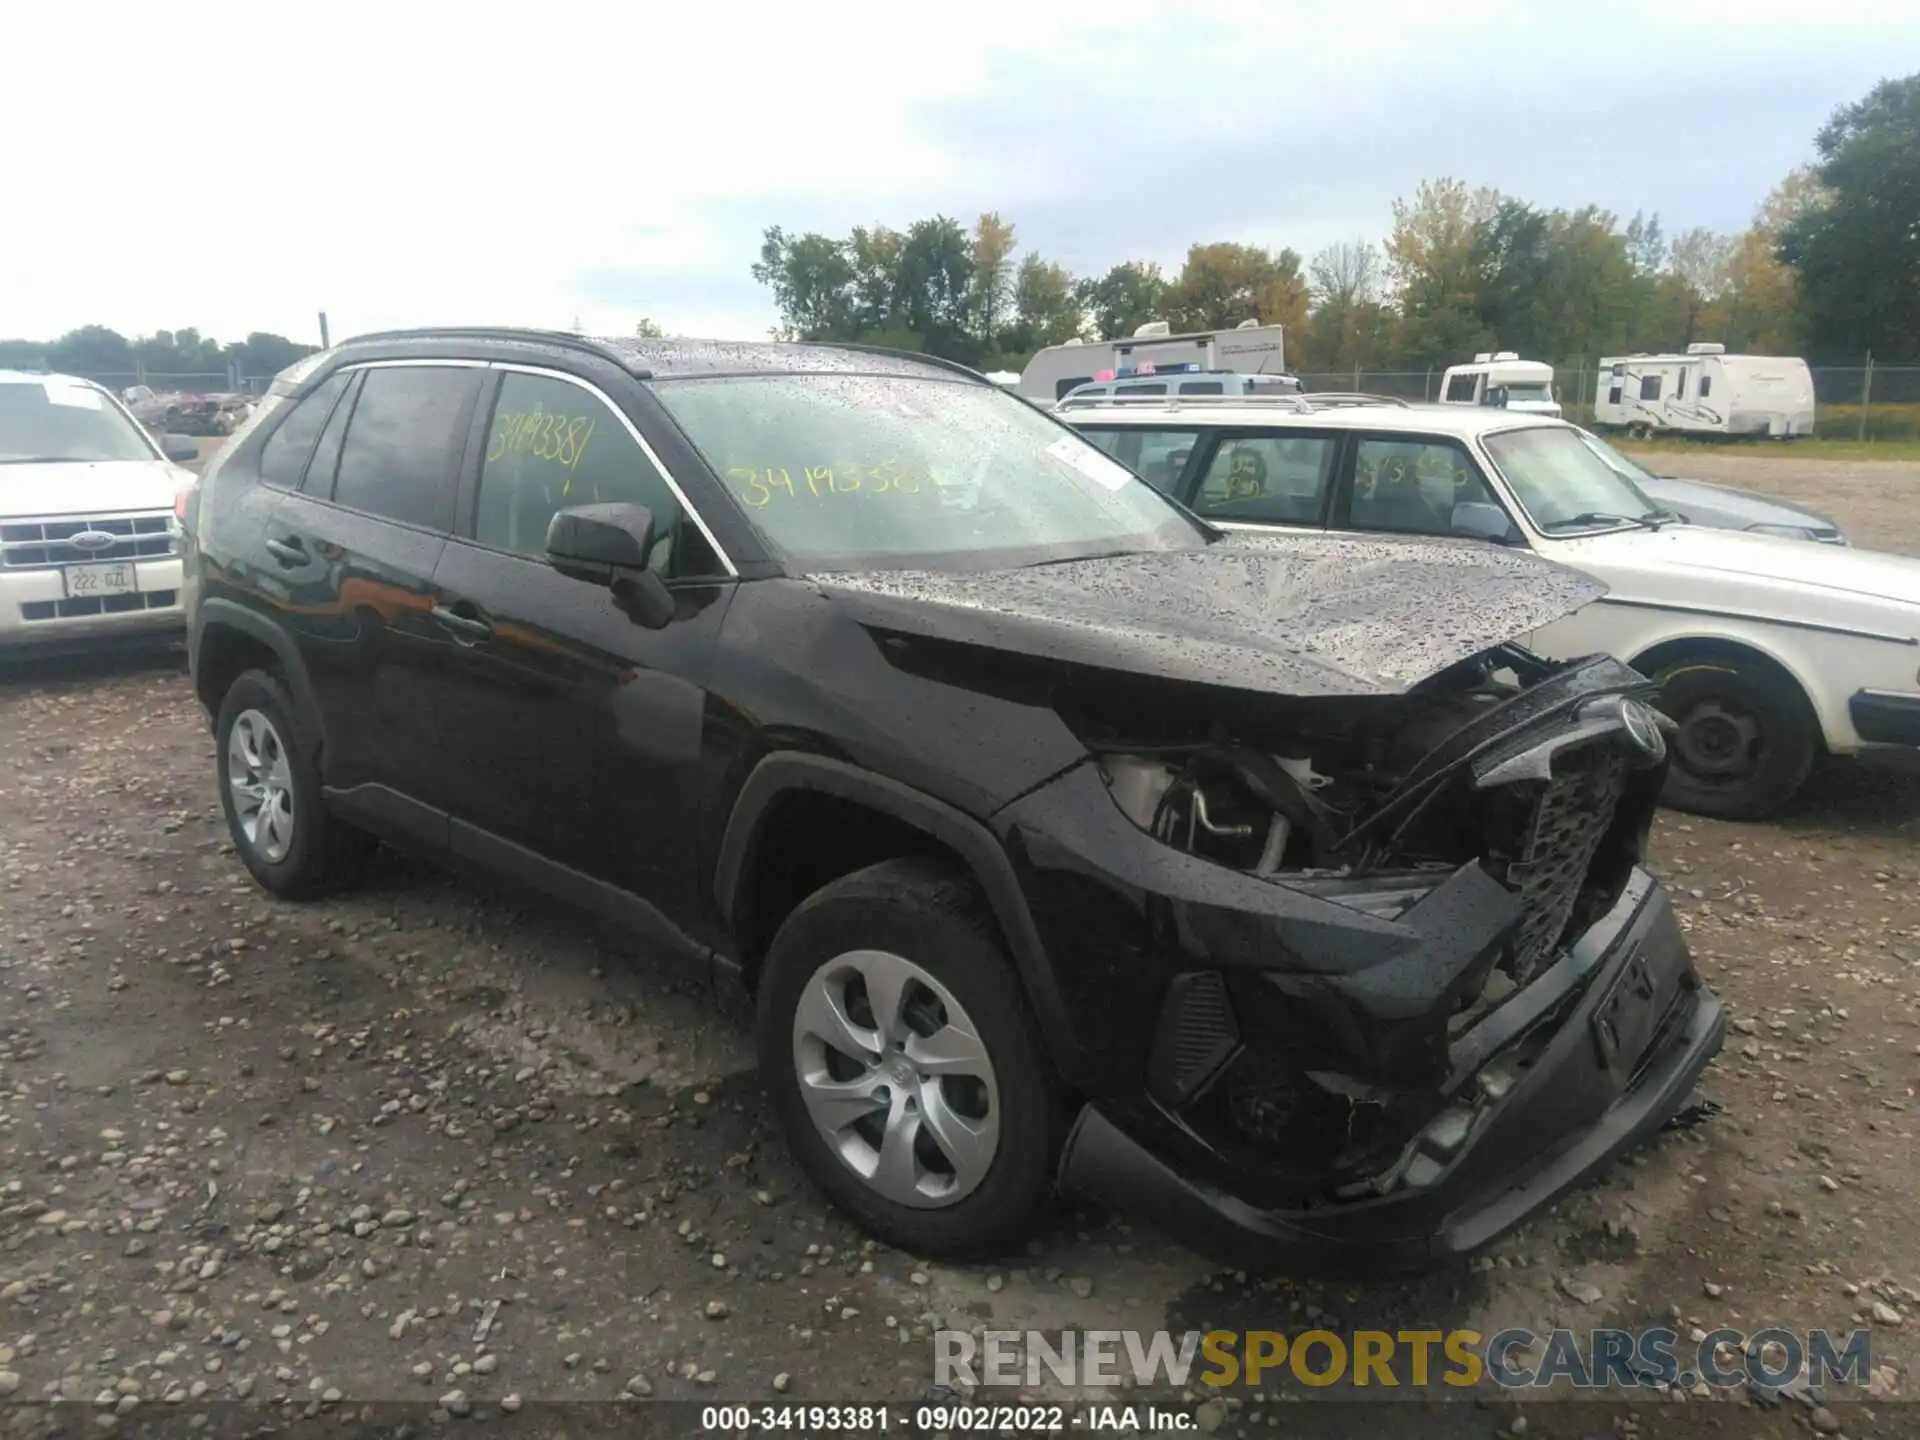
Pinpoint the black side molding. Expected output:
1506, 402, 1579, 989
713, 752, 1082, 1079
1851, 689, 1920, 747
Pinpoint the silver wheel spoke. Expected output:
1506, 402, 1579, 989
917, 1081, 996, 1191
872, 1093, 924, 1197
905, 1023, 989, 1077
793, 976, 878, 1063
858, 955, 914, 1049
800, 1071, 887, 1132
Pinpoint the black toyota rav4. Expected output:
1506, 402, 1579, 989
180, 328, 1723, 1269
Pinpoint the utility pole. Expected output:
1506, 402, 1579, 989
1859, 352, 1873, 442
318, 312, 331, 349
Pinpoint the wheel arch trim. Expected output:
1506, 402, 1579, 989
1627, 629, 1840, 751
714, 752, 1083, 1078
192, 599, 328, 753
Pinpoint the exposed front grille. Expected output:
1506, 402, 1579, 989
20, 590, 178, 622
1, 513, 174, 568
1503, 744, 1628, 983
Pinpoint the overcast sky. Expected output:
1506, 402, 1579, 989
8, 0, 1916, 348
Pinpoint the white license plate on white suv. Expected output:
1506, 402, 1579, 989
63, 562, 138, 599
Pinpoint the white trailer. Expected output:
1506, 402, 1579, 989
1592, 344, 1815, 438
1015, 320, 1287, 403
1436, 352, 1562, 416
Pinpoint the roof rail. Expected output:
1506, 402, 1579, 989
1293, 392, 1413, 409
338, 326, 655, 378
810, 340, 992, 384
1054, 392, 1315, 414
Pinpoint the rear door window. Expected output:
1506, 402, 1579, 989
327, 366, 480, 531
257, 371, 350, 489
1190, 434, 1338, 524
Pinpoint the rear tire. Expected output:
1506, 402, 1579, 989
756, 857, 1062, 1258
215, 668, 375, 899
1651, 654, 1818, 820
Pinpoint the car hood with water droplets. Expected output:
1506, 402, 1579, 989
810, 532, 1607, 698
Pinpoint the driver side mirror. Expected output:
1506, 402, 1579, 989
161, 434, 198, 464
1451, 501, 1519, 545
546, 502, 675, 629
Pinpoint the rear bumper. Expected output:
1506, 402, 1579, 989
1057, 876, 1724, 1273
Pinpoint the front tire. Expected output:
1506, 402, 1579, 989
1652, 655, 1818, 820
215, 668, 373, 899
757, 858, 1062, 1258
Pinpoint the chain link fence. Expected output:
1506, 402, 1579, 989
1294, 361, 1920, 440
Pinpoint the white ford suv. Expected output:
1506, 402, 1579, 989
1, 371, 199, 656
1064, 392, 1920, 820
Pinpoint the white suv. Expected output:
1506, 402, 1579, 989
1, 371, 198, 656
1063, 392, 1920, 820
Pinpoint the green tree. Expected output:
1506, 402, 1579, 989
1385, 178, 1499, 364
969, 213, 1018, 348
1779, 72, 1920, 359
1536, 207, 1638, 362
1077, 261, 1168, 340
1716, 168, 1821, 353
1165, 242, 1304, 332
47, 325, 136, 377
1305, 240, 1384, 371
633, 318, 666, 339
846, 226, 906, 334
897, 216, 978, 362
1470, 200, 1553, 355
229, 332, 317, 380
1667, 228, 1734, 345
752, 226, 857, 340
1007, 254, 1083, 353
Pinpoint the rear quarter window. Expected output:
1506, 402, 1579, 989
257, 371, 351, 489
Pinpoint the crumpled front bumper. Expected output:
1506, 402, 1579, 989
1055, 872, 1724, 1273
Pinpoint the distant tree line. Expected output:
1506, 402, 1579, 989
0, 326, 317, 387
752, 72, 1919, 371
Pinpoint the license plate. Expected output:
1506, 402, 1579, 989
63, 561, 138, 599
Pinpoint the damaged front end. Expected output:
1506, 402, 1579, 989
997, 644, 1724, 1269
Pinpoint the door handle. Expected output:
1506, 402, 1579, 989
264, 535, 306, 566
431, 604, 493, 642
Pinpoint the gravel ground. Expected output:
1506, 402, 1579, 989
2, 455, 1917, 1437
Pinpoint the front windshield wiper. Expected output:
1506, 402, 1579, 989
1543, 510, 1665, 533
1021, 548, 1142, 568
0, 455, 98, 465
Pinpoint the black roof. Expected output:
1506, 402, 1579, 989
336, 327, 980, 383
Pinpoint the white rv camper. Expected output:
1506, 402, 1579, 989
1016, 320, 1288, 403
1437, 352, 1562, 416
1592, 344, 1815, 438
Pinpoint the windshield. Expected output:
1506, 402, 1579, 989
1573, 427, 1660, 485
0, 378, 157, 464
1482, 425, 1660, 532
653, 374, 1207, 570
1503, 382, 1554, 403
